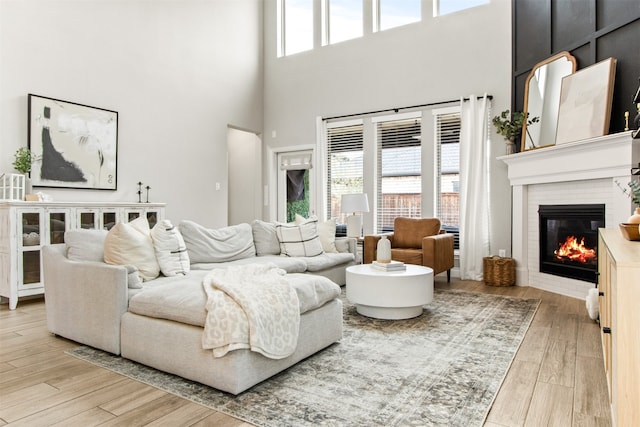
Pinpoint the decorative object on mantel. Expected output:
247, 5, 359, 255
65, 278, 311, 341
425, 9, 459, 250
521, 51, 577, 152
555, 57, 617, 145
492, 110, 539, 154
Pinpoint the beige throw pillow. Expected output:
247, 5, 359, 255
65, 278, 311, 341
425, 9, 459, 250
104, 216, 160, 281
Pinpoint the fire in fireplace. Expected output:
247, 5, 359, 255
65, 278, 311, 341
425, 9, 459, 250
538, 204, 605, 283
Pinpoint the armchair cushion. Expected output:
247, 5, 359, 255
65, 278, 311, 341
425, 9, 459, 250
393, 217, 441, 247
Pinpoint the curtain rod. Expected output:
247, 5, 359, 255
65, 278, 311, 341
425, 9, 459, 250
323, 95, 493, 121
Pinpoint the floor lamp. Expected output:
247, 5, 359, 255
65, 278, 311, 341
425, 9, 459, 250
341, 193, 369, 238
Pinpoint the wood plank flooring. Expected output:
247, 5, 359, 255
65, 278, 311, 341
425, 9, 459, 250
0, 278, 612, 426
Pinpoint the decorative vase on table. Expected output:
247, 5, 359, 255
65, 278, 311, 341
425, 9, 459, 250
376, 235, 391, 263
627, 207, 640, 224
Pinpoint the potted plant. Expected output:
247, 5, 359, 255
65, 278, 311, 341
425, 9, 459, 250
12, 147, 33, 175
492, 110, 539, 154
12, 147, 34, 196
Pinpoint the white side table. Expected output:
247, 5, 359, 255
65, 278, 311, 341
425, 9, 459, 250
346, 264, 434, 320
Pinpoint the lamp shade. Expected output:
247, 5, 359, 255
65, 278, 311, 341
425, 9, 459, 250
340, 193, 370, 213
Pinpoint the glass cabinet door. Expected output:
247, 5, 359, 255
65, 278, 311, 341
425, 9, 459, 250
21, 211, 41, 247
78, 210, 98, 229
19, 210, 42, 285
48, 211, 67, 244
127, 211, 141, 222
146, 210, 160, 228
102, 211, 117, 230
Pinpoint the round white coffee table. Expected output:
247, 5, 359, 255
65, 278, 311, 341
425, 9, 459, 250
346, 264, 434, 320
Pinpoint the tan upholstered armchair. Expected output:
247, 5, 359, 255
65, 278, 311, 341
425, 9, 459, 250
364, 217, 455, 282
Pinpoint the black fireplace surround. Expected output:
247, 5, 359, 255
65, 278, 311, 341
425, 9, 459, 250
538, 204, 605, 283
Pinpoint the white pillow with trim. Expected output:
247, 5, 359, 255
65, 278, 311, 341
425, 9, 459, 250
295, 214, 338, 253
276, 221, 324, 257
151, 219, 190, 276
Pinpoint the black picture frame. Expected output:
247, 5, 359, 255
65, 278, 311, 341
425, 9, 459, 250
27, 94, 118, 190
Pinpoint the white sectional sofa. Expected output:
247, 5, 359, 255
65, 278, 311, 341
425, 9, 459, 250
43, 218, 356, 394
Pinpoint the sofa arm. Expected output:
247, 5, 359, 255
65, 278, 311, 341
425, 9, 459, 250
335, 236, 357, 257
363, 234, 395, 264
422, 233, 454, 275
43, 244, 128, 355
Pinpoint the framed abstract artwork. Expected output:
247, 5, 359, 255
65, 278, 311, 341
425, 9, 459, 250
27, 94, 118, 190
555, 58, 616, 145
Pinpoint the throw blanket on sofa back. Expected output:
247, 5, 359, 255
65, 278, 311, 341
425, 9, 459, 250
202, 264, 300, 359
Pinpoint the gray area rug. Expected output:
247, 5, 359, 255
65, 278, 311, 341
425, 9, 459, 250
67, 289, 539, 426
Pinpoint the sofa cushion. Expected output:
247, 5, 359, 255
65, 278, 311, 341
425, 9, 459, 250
190, 255, 307, 274
65, 229, 108, 262
104, 216, 160, 281
127, 270, 341, 327
179, 220, 256, 263
295, 215, 338, 253
275, 221, 324, 257
151, 219, 190, 276
128, 270, 210, 327
301, 252, 356, 272
252, 220, 281, 256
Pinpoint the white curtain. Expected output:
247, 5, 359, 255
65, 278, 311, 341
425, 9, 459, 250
459, 94, 492, 280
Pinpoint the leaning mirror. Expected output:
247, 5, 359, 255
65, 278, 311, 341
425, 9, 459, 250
521, 51, 577, 151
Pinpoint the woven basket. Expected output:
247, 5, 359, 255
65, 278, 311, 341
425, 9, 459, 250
483, 256, 515, 287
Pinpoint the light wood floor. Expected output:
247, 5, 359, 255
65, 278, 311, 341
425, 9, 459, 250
0, 278, 612, 426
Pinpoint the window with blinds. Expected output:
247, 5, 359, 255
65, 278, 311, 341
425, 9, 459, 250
326, 123, 364, 226
375, 117, 421, 233
435, 109, 461, 249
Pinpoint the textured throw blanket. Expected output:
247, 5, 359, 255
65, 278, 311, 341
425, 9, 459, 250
202, 264, 300, 359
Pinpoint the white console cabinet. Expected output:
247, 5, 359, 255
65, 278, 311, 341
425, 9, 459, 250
0, 201, 165, 309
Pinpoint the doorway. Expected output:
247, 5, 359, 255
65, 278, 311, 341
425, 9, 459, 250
227, 127, 262, 225
276, 150, 315, 222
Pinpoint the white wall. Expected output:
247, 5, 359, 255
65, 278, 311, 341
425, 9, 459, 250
0, 0, 263, 227
262, 0, 515, 256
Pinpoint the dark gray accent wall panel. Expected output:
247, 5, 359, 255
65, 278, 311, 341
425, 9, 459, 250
552, 0, 594, 52
597, 0, 640, 30
514, 0, 550, 72
513, 0, 640, 146
597, 20, 640, 133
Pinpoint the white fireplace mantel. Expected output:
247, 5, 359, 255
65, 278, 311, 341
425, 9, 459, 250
499, 131, 639, 298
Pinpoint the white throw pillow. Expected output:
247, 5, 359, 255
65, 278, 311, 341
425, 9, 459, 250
276, 221, 324, 257
295, 214, 338, 253
104, 216, 160, 281
151, 219, 190, 276
65, 229, 108, 262
252, 220, 281, 256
